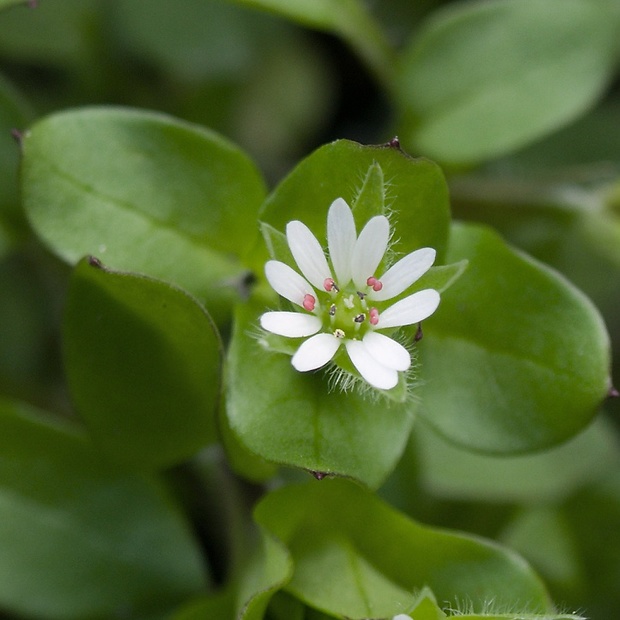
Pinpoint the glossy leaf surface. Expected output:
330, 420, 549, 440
64, 257, 222, 470
417, 222, 611, 452
21, 106, 266, 323
255, 479, 552, 619
0, 398, 207, 619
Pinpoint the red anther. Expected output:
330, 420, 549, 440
366, 276, 383, 292
303, 294, 316, 311
323, 278, 337, 292
369, 308, 379, 326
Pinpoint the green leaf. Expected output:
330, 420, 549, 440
0, 398, 208, 619
226, 303, 417, 489
398, 0, 620, 164
255, 479, 552, 619
64, 257, 222, 470
21, 106, 266, 324
225, 0, 396, 88
237, 526, 293, 620
417, 222, 611, 453
414, 416, 620, 503
257, 138, 451, 265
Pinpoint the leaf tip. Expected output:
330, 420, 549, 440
10, 128, 24, 148
88, 255, 104, 269
309, 470, 331, 481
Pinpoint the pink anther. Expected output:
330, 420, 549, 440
303, 294, 316, 311
369, 307, 379, 326
323, 277, 338, 292
366, 276, 383, 292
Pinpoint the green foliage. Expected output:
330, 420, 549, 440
418, 222, 611, 452
64, 257, 222, 470
255, 480, 552, 618
0, 398, 208, 619
21, 107, 266, 324
1, 1, 619, 618
397, 0, 620, 164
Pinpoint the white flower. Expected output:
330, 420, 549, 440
392, 616, 413, 620
260, 197, 440, 390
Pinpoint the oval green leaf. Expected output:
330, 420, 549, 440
417, 222, 612, 453
226, 302, 417, 489
64, 257, 222, 470
255, 479, 552, 619
398, 0, 619, 164
21, 106, 266, 324
0, 398, 207, 619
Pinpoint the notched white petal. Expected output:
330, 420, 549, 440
377, 289, 440, 329
327, 197, 356, 285
362, 332, 410, 371
265, 260, 314, 307
370, 247, 436, 301
286, 220, 332, 290
345, 339, 398, 390
292, 333, 341, 372
260, 312, 322, 338
351, 215, 390, 289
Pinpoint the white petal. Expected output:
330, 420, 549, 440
393, 616, 413, 620
362, 332, 411, 371
369, 247, 436, 301
265, 260, 314, 308
377, 289, 440, 329
260, 312, 322, 337
327, 197, 356, 286
351, 215, 390, 289
345, 339, 398, 389
292, 333, 341, 371
286, 220, 332, 290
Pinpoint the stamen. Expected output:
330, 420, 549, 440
366, 276, 383, 292
354, 314, 365, 323
329, 303, 337, 316
323, 278, 339, 292
303, 294, 316, 312
356, 291, 366, 300
334, 328, 346, 339
369, 307, 379, 326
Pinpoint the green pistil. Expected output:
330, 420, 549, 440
321, 286, 371, 339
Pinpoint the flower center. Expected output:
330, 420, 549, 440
318, 280, 379, 338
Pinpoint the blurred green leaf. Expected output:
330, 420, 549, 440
398, 0, 620, 164
21, 106, 266, 324
64, 257, 222, 470
0, 0, 101, 67
0, 398, 208, 619
418, 222, 611, 453
450, 176, 620, 340
0, 73, 32, 246
255, 479, 553, 618
226, 0, 396, 87
226, 302, 417, 489
236, 526, 293, 620
414, 416, 620, 503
